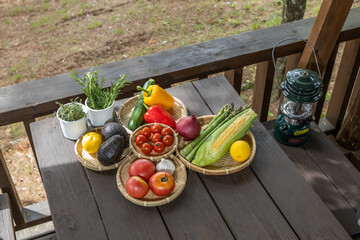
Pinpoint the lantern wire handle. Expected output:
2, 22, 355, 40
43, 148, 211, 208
271, 38, 322, 88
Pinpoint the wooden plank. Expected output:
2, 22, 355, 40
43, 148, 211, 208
224, 68, 243, 93
263, 120, 360, 235
252, 61, 274, 122
30, 119, 108, 240
313, 44, 339, 123
193, 76, 299, 239
1, 7, 359, 127
85, 169, 170, 240
85, 96, 170, 240
327, 39, 360, 130
0, 193, 16, 240
305, 122, 360, 211
166, 78, 296, 239
194, 76, 351, 239
0, 149, 25, 225
86, 85, 234, 240
298, 0, 353, 73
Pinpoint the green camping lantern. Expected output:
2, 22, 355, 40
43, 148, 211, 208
272, 39, 323, 146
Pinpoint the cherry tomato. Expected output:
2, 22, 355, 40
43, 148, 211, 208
161, 127, 173, 136
128, 159, 155, 182
135, 134, 147, 147
153, 142, 165, 153
151, 124, 162, 134
125, 176, 149, 199
162, 135, 174, 146
141, 143, 152, 155
140, 127, 151, 138
149, 172, 175, 196
151, 133, 162, 143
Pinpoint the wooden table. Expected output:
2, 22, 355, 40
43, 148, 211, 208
30, 76, 352, 240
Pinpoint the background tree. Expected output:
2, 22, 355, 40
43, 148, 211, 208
272, 0, 307, 100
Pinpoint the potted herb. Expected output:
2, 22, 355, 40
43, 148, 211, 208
71, 69, 129, 127
56, 98, 88, 140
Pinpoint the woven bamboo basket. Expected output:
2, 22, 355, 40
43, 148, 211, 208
117, 96, 187, 132
116, 154, 187, 207
176, 115, 256, 175
74, 128, 130, 171
129, 123, 178, 161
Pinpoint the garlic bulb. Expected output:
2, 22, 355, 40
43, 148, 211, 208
156, 158, 175, 175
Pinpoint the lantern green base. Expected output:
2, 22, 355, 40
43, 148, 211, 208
273, 114, 310, 147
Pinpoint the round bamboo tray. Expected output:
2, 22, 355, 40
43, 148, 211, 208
117, 96, 187, 132
116, 154, 187, 207
176, 115, 256, 175
75, 128, 130, 171
129, 123, 178, 161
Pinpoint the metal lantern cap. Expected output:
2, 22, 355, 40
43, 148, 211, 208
281, 68, 323, 103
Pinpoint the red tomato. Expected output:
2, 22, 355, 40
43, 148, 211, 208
151, 133, 162, 143
125, 176, 149, 199
161, 127, 173, 136
153, 142, 165, 153
151, 124, 162, 134
135, 134, 147, 147
162, 135, 174, 146
149, 172, 175, 196
128, 159, 155, 182
141, 143, 152, 155
140, 127, 151, 138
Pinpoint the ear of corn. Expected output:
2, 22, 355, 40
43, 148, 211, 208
192, 108, 257, 167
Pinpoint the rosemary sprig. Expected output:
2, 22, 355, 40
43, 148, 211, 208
71, 69, 130, 110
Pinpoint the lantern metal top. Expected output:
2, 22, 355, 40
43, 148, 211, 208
280, 68, 323, 103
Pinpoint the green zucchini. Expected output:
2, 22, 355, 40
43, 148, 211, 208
128, 79, 155, 131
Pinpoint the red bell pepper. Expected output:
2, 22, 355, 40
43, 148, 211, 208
144, 105, 176, 130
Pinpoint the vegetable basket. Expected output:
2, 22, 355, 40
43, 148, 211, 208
74, 128, 130, 171
116, 154, 187, 207
176, 115, 256, 175
129, 123, 178, 161
118, 96, 187, 132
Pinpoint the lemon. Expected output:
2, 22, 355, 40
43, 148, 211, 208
82, 132, 102, 153
230, 140, 251, 162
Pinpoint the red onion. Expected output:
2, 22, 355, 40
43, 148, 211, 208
176, 115, 201, 141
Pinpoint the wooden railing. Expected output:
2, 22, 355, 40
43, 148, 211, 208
1, 6, 359, 230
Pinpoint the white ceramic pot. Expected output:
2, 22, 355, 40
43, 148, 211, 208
57, 103, 88, 140
85, 99, 115, 127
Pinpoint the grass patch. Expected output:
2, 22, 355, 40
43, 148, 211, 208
116, 27, 124, 35
87, 21, 103, 30
30, 16, 51, 29
13, 73, 22, 81
11, 6, 20, 15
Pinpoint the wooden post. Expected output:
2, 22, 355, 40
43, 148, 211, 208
224, 68, 243, 94
252, 61, 275, 122
298, 0, 353, 73
0, 150, 25, 225
336, 70, 360, 151
313, 44, 339, 123
326, 39, 360, 130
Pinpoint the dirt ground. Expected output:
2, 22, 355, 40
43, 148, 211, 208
0, 0, 359, 206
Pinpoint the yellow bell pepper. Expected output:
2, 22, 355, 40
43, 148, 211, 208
82, 132, 102, 153
137, 84, 174, 110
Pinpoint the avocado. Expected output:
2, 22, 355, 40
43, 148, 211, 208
97, 135, 124, 166
101, 122, 129, 148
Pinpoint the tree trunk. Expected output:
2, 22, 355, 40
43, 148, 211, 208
336, 71, 360, 151
272, 0, 307, 101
